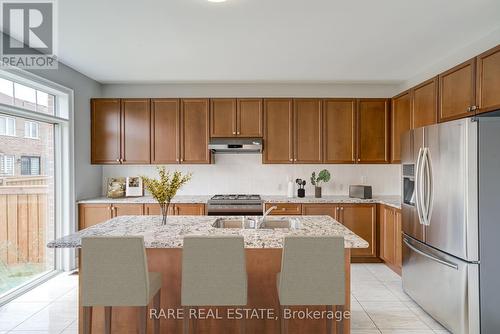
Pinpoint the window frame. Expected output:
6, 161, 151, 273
0, 115, 16, 136
20, 155, 41, 176
0, 154, 15, 176
24, 120, 39, 139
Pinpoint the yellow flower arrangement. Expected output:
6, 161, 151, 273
141, 167, 192, 224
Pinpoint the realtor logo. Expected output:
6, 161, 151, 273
0, 1, 57, 68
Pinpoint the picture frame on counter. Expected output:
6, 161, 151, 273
126, 176, 143, 197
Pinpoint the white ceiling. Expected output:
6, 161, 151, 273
58, 0, 500, 83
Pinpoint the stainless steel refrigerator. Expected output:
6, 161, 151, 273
401, 116, 500, 334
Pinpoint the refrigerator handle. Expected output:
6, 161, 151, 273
415, 148, 425, 225
403, 238, 458, 270
424, 148, 434, 226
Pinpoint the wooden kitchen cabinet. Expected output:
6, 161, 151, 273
121, 99, 151, 164
265, 203, 302, 215
91, 99, 121, 164
293, 99, 322, 163
91, 98, 151, 164
357, 99, 390, 164
302, 203, 338, 218
379, 204, 402, 273
210, 98, 237, 137
237, 98, 263, 137
391, 91, 412, 163
78, 204, 112, 230
144, 203, 174, 216
412, 77, 438, 128
151, 99, 180, 164
180, 99, 211, 164
174, 203, 206, 215
339, 204, 377, 259
112, 203, 144, 216
323, 99, 357, 163
439, 58, 476, 122
263, 99, 293, 163
476, 45, 500, 114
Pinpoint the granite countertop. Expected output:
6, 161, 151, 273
47, 215, 369, 249
78, 195, 401, 209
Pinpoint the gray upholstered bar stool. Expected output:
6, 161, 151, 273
81, 236, 162, 334
181, 235, 247, 334
277, 236, 345, 334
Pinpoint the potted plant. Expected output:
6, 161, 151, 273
310, 169, 331, 198
141, 167, 192, 225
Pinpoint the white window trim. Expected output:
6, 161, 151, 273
0, 154, 15, 176
24, 121, 39, 139
0, 67, 75, 305
0, 115, 16, 136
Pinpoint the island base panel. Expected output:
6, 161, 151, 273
79, 248, 351, 333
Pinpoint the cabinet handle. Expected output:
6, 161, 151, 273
237, 131, 240, 135
340, 207, 344, 211
233, 131, 236, 135
357, 159, 361, 162
471, 105, 478, 111
116, 159, 120, 163
467, 106, 471, 112
289, 158, 293, 162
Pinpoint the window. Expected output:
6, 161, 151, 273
0, 155, 15, 175
24, 121, 39, 139
0, 77, 55, 115
0, 116, 16, 136
21, 156, 41, 175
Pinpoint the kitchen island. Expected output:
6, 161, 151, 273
49, 215, 368, 334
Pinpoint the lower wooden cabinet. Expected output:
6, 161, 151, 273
338, 204, 377, 259
265, 203, 302, 215
79, 203, 205, 230
379, 204, 402, 272
301, 203, 337, 218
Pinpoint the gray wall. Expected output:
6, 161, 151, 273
30, 63, 103, 200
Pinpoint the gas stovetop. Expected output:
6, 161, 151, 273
210, 194, 261, 202
207, 194, 263, 215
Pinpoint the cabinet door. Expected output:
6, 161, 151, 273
395, 209, 402, 269
340, 204, 377, 258
91, 99, 121, 164
263, 99, 293, 163
151, 99, 180, 164
439, 59, 476, 122
323, 99, 357, 164
413, 77, 438, 128
265, 203, 302, 215
237, 99, 262, 137
380, 205, 396, 264
174, 204, 205, 215
476, 45, 500, 114
391, 91, 412, 163
180, 99, 210, 164
357, 99, 390, 164
78, 204, 112, 230
293, 99, 322, 163
302, 204, 338, 219
210, 99, 236, 137
121, 99, 151, 164
144, 203, 174, 216
112, 204, 144, 217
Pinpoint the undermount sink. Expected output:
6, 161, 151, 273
212, 217, 299, 229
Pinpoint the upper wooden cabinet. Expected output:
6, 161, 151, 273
237, 99, 263, 137
91, 99, 121, 164
323, 99, 356, 164
121, 99, 151, 164
476, 45, 500, 114
391, 92, 412, 164
263, 99, 293, 163
91, 98, 150, 164
210, 98, 263, 137
439, 59, 476, 122
180, 99, 211, 164
151, 99, 180, 164
210, 99, 237, 137
412, 77, 438, 128
357, 99, 390, 164
293, 99, 322, 163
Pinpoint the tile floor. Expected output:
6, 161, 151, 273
0, 264, 450, 334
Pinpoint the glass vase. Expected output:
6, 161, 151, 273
159, 202, 171, 225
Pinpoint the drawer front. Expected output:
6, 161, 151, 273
265, 203, 302, 215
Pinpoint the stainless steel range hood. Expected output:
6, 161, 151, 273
208, 138, 262, 154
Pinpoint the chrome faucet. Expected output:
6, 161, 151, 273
257, 206, 277, 229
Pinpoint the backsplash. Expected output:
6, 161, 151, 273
102, 154, 401, 196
